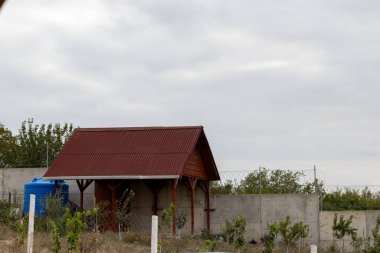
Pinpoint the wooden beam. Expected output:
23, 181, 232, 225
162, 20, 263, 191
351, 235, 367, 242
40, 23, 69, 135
76, 179, 94, 212
145, 180, 167, 215
171, 179, 178, 236
54, 180, 58, 194
188, 177, 197, 235
205, 181, 211, 232
105, 180, 123, 231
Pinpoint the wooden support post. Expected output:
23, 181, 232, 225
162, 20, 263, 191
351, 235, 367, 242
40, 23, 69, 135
76, 180, 84, 211
76, 179, 94, 212
145, 181, 166, 215
105, 180, 123, 231
111, 184, 116, 229
171, 179, 178, 236
205, 181, 211, 232
188, 177, 197, 235
153, 192, 158, 215
54, 180, 58, 194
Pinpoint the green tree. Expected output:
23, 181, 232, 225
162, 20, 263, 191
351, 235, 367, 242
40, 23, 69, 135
0, 123, 16, 167
364, 216, 380, 253
210, 180, 236, 195
221, 215, 247, 251
277, 216, 309, 253
262, 222, 279, 253
332, 213, 357, 253
236, 168, 316, 194
323, 187, 380, 211
8, 118, 73, 167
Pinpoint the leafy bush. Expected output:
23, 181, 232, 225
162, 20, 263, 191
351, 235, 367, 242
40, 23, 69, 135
51, 221, 61, 253
64, 208, 89, 252
160, 202, 176, 231
277, 216, 309, 253
15, 215, 28, 245
0, 200, 16, 226
262, 222, 279, 253
176, 209, 187, 237
323, 188, 380, 211
200, 239, 220, 252
115, 189, 135, 233
221, 215, 246, 251
211, 168, 323, 195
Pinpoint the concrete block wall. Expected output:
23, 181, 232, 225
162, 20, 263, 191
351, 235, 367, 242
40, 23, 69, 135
319, 210, 380, 251
0, 167, 94, 210
211, 194, 319, 244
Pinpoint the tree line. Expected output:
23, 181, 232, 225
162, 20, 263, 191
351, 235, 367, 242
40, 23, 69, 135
211, 168, 380, 211
0, 119, 73, 168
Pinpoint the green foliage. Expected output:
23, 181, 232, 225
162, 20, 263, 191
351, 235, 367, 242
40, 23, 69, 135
38, 191, 67, 233
0, 123, 16, 167
210, 180, 237, 195
332, 213, 357, 253
221, 215, 246, 250
211, 168, 323, 195
64, 208, 88, 252
15, 215, 28, 245
200, 239, 220, 252
176, 210, 187, 229
3, 118, 73, 167
277, 216, 309, 253
332, 214, 357, 239
115, 189, 135, 232
351, 234, 364, 253
51, 221, 61, 253
323, 187, 380, 211
176, 209, 187, 236
262, 223, 279, 253
363, 216, 380, 253
0, 199, 17, 226
160, 202, 176, 229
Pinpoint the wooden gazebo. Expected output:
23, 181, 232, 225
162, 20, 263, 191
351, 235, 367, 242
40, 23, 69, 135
44, 126, 220, 235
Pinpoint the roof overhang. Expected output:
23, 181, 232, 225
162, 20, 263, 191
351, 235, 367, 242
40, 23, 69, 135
43, 175, 180, 180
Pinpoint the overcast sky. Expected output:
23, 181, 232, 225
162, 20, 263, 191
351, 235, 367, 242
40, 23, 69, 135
1, 1, 380, 185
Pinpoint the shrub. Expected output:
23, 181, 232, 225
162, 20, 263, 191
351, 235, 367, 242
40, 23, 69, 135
221, 215, 246, 251
64, 209, 89, 252
262, 222, 279, 253
0, 199, 17, 227
275, 216, 309, 253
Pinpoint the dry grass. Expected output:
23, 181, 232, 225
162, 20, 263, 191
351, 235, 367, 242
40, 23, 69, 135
0, 226, 320, 253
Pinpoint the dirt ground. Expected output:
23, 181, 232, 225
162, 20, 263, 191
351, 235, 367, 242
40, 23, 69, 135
0, 226, 315, 253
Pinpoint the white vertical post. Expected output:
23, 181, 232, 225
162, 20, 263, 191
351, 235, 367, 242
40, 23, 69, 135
27, 194, 35, 253
258, 166, 262, 241
310, 244, 317, 253
151, 215, 158, 253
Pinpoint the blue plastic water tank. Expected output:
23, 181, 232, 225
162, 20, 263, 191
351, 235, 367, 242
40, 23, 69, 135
23, 178, 69, 216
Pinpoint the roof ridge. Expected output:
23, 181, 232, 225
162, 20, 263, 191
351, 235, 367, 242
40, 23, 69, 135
75, 126, 203, 132
60, 152, 192, 155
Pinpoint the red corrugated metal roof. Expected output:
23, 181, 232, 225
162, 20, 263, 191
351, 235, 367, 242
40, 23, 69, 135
44, 126, 219, 180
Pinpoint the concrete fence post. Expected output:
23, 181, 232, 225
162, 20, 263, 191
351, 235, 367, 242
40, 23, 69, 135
27, 194, 36, 253
151, 215, 158, 253
310, 245, 317, 253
